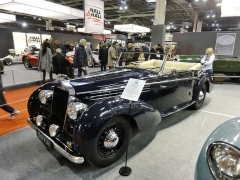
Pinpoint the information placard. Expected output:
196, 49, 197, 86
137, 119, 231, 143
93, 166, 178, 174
121, 78, 146, 101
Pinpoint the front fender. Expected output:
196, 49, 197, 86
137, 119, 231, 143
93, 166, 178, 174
195, 117, 240, 180
73, 96, 161, 158
192, 73, 208, 101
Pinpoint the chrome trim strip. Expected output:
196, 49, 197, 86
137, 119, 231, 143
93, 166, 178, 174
28, 118, 84, 164
80, 69, 131, 79
61, 80, 75, 95
76, 77, 198, 95
161, 101, 195, 117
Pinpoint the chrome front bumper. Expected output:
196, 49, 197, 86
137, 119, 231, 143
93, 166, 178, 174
28, 118, 84, 164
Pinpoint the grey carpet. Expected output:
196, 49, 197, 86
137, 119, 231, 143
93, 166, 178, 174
1, 83, 240, 180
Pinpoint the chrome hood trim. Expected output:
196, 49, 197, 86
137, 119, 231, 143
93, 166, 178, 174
61, 80, 75, 95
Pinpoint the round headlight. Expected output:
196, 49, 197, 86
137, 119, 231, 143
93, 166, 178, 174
49, 124, 60, 137
208, 142, 240, 179
67, 102, 88, 120
38, 90, 53, 104
36, 115, 43, 126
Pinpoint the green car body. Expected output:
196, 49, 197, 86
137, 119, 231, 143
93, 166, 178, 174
178, 55, 240, 75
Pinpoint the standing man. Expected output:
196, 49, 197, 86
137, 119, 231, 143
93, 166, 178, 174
99, 42, 109, 71
117, 43, 124, 66
156, 44, 164, 59
107, 41, 118, 69
74, 39, 88, 77
49, 38, 56, 54
85, 44, 92, 66
124, 43, 134, 65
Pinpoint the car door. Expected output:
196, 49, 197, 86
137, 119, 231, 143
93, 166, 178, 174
155, 70, 195, 115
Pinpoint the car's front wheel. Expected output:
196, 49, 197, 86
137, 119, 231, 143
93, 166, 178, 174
191, 83, 206, 110
87, 116, 131, 168
4, 58, 13, 66
23, 58, 32, 68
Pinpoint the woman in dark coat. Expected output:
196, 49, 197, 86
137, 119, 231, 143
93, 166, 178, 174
98, 43, 109, 71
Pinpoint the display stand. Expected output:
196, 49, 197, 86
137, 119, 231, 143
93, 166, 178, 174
119, 100, 132, 176
119, 78, 146, 177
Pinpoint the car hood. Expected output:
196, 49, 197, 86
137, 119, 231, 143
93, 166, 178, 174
205, 117, 240, 148
66, 68, 153, 102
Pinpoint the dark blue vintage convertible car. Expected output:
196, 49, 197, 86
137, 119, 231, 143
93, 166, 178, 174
27, 53, 213, 167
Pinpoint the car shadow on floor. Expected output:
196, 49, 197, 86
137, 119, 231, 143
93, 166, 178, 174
48, 107, 200, 179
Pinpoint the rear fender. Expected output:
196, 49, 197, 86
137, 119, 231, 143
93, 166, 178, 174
192, 73, 207, 101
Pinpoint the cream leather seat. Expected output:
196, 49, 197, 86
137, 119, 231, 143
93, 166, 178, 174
138, 60, 202, 73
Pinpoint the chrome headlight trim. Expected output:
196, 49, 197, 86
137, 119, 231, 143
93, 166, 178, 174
36, 115, 44, 126
49, 124, 60, 137
67, 102, 88, 120
207, 142, 240, 179
38, 90, 53, 104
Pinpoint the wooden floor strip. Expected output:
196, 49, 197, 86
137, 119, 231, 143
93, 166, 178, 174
0, 86, 39, 136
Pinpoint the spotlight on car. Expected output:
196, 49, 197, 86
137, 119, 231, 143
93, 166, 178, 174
49, 124, 60, 137
38, 90, 53, 104
36, 115, 44, 126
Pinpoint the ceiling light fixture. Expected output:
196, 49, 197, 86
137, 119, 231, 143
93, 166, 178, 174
119, 7, 123, 10
207, 15, 210, 18
221, 0, 240, 17
212, 15, 215, 17
0, 0, 84, 20
22, 22, 27, 26
114, 24, 150, 33
216, 3, 222, 6
124, 6, 128, 9
61, 28, 63, 30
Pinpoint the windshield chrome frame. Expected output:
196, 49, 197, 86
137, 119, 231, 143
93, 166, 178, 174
115, 51, 169, 76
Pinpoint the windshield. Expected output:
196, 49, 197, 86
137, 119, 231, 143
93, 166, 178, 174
115, 51, 168, 75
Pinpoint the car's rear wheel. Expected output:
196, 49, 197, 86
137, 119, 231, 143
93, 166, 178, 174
23, 58, 32, 68
191, 83, 206, 110
87, 116, 131, 168
4, 58, 13, 66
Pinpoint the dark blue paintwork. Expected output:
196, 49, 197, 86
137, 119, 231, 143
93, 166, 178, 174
27, 66, 212, 166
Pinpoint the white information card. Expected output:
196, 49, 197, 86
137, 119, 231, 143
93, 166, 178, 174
121, 78, 146, 101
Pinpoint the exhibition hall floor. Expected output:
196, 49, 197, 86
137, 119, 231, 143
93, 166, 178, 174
1, 83, 240, 180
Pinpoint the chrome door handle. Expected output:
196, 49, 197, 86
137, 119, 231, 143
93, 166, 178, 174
160, 85, 167, 88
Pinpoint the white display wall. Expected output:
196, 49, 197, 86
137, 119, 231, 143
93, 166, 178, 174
12, 32, 51, 54
12, 32, 27, 55
26, 33, 41, 48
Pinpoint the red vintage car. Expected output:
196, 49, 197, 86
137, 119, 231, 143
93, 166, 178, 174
22, 48, 73, 68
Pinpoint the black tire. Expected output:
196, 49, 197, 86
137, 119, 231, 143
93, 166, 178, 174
87, 116, 132, 168
23, 58, 32, 68
3, 58, 13, 66
191, 83, 206, 110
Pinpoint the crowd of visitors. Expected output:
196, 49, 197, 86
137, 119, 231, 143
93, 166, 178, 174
98, 41, 165, 70
37, 37, 166, 84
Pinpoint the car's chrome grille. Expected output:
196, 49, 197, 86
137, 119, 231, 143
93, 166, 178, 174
50, 87, 69, 127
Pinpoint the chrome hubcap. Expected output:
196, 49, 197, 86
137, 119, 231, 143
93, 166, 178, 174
198, 91, 204, 101
104, 130, 119, 148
